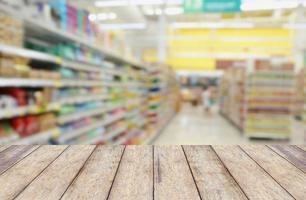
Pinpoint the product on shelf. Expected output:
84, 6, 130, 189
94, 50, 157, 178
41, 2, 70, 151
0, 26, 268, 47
0, 12, 24, 47
0, 54, 30, 78
0, 121, 19, 143
142, 64, 179, 143
219, 61, 246, 130
245, 59, 295, 139
0, 6, 179, 145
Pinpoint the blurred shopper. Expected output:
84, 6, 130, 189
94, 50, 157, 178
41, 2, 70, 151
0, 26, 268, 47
202, 86, 212, 115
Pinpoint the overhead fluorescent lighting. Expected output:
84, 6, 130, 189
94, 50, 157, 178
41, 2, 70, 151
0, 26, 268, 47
143, 7, 183, 16
99, 23, 146, 30
95, 0, 183, 7
95, 0, 128, 7
89, 13, 117, 21
283, 23, 306, 29
89, 14, 97, 21
155, 8, 163, 15
171, 22, 254, 29
241, 0, 299, 11
165, 7, 183, 15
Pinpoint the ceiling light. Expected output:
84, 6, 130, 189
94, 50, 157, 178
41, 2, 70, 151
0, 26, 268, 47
95, 0, 128, 7
89, 14, 97, 21
108, 13, 117, 20
155, 9, 162, 15
283, 23, 306, 29
99, 23, 146, 30
241, 0, 299, 11
95, 0, 183, 7
89, 13, 117, 21
143, 7, 183, 16
165, 7, 183, 15
171, 22, 254, 29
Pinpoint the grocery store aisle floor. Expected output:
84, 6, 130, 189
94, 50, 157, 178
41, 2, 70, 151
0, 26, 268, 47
154, 104, 305, 145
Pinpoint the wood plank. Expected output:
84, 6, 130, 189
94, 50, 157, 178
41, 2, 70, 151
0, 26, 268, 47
183, 145, 247, 200
0, 145, 39, 174
296, 145, 306, 152
269, 145, 306, 173
0, 145, 67, 200
241, 145, 306, 200
108, 146, 153, 200
154, 146, 201, 200
61, 145, 125, 200
213, 146, 294, 200
15, 145, 95, 200
0, 145, 10, 152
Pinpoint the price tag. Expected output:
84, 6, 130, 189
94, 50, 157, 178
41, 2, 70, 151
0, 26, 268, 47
52, 103, 61, 110
2, 110, 11, 118
56, 58, 63, 64
52, 129, 61, 138
54, 81, 63, 88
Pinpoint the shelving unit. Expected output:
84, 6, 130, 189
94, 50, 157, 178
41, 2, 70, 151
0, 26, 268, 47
219, 61, 246, 131
0, 6, 178, 145
142, 64, 179, 144
245, 60, 295, 139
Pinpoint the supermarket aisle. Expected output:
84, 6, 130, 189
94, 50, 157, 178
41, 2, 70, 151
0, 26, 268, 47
154, 104, 246, 144
154, 104, 305, 145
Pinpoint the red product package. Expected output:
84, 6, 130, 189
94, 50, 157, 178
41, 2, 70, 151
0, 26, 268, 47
10, 117, 26, 136
24, 116, 40, 136
0, 88, 27, 106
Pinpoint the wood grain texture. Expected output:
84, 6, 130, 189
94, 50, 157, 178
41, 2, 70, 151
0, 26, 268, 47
0, 145, 39, 174
0, 145, 67, 200
154, 146, 201, 200
241, 145, 306, 200
0, 145, 10, 152
108, 146, 153, 200
15, 145, 95, 200
213, 146, 294, 200
61, 145, 125, 200
183, 145, 247, 200
297, 145, 306, 152
269, 145, 306, 173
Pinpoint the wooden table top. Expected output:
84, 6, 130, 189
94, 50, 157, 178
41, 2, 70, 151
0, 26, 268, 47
0, 145, 305, 200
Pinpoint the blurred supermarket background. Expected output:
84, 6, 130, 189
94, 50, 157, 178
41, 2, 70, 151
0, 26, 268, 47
0, 0, 305, 145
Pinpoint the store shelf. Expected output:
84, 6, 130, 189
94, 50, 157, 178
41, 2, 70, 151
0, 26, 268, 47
59, 94, 109, 105
0, 3, 148, 69
113, 129, 139, 145
0, 44, 60, 64
103, 125, 128, 142
0, 78, 58, 87
0, 103, 60, 120
57, 104, 123, 125
246, 133, 290, 140
0, 6, 178, 146
61, 60, 102, 72
13, 128, 60, 145
142, 113, 175, 145
245, 61, 294, 139
80, 124, 128, 145
0, 134, 19, 145
0, 78, 106, 88
24, 18, 146, 69
57, 112, 126, 143
0, 95, 108, 121
0, 128, 59, 145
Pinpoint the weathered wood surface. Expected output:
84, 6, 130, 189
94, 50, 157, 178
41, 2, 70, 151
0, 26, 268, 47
0, 145, 304, 200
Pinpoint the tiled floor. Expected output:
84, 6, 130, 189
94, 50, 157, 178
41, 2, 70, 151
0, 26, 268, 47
154, 104, 305, 145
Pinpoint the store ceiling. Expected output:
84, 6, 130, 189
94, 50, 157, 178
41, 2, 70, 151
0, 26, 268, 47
69, 0, 305, 25
67, 0, 306, 56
